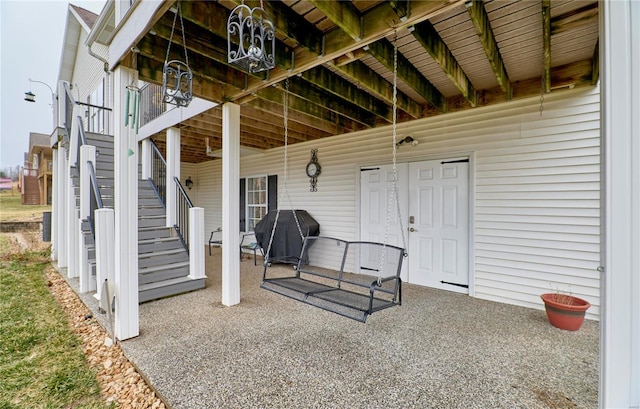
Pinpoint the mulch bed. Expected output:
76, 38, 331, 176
46, 269, 167, 408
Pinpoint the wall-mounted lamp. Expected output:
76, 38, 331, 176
185, 176, 193, 190
396, 136, 418, 147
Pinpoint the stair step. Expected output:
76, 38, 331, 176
138, 276, 205, 303
139, 251, 189, 268
139, 238, 184, 254
85, 132, 114, 143
139, 218, 166, 228
140, 197, 162, 206
95, 161, 114, 171
139, 261, 190, 284
139, 207, 165, 216
138, 228, 172, 240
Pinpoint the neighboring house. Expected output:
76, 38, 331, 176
47, 1, 638, 407
20, 132, 52, 205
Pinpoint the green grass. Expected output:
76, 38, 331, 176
0, 183, 50, 222
0, 247, 109, 409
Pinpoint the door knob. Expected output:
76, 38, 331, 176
409, 227, 418, 232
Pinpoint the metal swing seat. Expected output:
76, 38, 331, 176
258, 37, 407, 322
261, 236, 404, 322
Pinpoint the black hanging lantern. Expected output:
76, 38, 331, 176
162, 60, 192, 107
227, 1, 275, 73
162, 1, 193, 107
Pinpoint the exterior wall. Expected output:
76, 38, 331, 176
191, 86, 601, 318
70, 30, 108, 108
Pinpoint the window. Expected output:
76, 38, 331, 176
240, 175, 277, 232
88, 79, 105, 133
246, 176, 267, 231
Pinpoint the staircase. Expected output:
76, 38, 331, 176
73, 131, 205, 302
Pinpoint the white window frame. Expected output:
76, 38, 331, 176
245, 174, 268, 232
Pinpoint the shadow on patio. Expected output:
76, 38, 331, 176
79, 247, 599, 409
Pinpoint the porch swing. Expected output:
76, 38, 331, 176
260, 38, 407, 323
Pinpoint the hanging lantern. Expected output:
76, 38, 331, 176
162, 1, 193, 107
227, 2, 275, 73
162, 60, 193, 107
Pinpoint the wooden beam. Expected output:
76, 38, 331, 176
332, 49, 368, 67
300, 66, 392, 122
389, 1, 411, 21
425, 59, 596, 116
551, 2, 598, 35
366, 39, 447, 112
152, 14, 228, 64
335, 60, 422, 118
248, 98, 344, 136
136, 54, 228, 103
307, 0, 362, 41
286, 77, 377, 127
184, 116, 308, 143
465, 0, 511, 96
410, 21, 477, 107
197, 107, 332, 139
542, 0, 551, 93
229, 0, 457, 101
136, 35, 246, 93
253, 89, 364, 133
150, 14, 268, 81
289, 77, 376, 128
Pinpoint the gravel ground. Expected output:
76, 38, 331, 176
65, 248, 599, 409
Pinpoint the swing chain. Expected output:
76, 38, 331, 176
264, 79, 305, 263
377, 33, 408, 280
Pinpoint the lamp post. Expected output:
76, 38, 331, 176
24, 78, 55, 106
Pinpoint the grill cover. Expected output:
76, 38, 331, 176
254, 210, 320, 263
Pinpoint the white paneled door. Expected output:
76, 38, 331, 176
360, 159, 469, 293
359, 164, 409, 281
408, 159, 469, 293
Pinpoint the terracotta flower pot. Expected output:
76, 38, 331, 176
540, 293, 591, 331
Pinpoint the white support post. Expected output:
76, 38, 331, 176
600, 1, 640, 408
222, 103, 241, 306
78, 223, 90, 292
51, 148, 58, 261
113, 66, 139, 340
95, 208, 115, 302
67, 164, 78, 278
141, 138, 151, 180
165, 127, 180, 228
79, 145, 96, 292
189, 207, 206, 279
79, 145, 96, 220
57, 145, 68, 268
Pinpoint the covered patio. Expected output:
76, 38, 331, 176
69, 249, 598, 409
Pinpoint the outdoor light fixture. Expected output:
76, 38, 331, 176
227, 1, 275, 73
24, 78, 55, 106
396, 136, 419, 147
185, 176, 193, 190
162, 1, 193, 107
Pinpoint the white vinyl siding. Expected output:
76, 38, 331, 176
70, 30, 110, 127
190, 86, 600, 319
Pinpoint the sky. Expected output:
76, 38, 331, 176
0, 0, 106, 172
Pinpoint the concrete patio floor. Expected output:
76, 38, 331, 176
72, 247, 599, 409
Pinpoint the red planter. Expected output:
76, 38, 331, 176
540, 293, 591, 331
